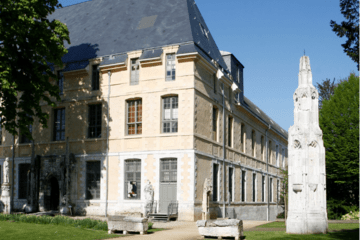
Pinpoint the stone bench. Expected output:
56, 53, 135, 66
107, 216, 148, 235
196, 219, 243, 240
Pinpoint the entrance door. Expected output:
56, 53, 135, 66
49, 177, 59, 210
159, 159, 177, 213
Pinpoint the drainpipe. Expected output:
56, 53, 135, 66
266, 125, 271, 221
222, 83, 226, 218
105, 70, 111, 217
11, 135, 15, 213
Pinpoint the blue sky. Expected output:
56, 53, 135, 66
58, 0, 357, 131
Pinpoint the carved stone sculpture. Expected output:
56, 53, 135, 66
202, 178, 212, 220
286, 55, 328, 234
144, 180, 154, 216
4, 158, 10, 183
1, 158, 11, 214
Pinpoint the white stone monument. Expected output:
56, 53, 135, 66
202, 178, 212, 220
1, 158, 11, 214
143, 180, 154, 216
286, 55, 328, 234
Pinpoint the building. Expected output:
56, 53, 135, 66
0, 0, 288, 221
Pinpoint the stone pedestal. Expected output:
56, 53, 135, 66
107, 216, 148, 235
1, 183, 11, 214
286, 56, 328, 234
60, 206, 70, 215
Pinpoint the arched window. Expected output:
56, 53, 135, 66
162, 95, 178, 133
126, 98, 142, 135
125, 159, 141, 200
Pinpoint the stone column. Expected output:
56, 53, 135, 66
286, 56, 328, 234
1, 158, 11, 214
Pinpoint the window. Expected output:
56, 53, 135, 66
213, 74, 217, 93
53, 108, 65, 141
57, 70, 64, 95
160, 159, 177, 182
228, 167, 234, 202
252, 173, 256, 202
86, 161, 101, 200
130, 58, 140, 85
166, 54, 176, 81
276, 145, 279, 167
268, 141, 272, 163
212, 107, 218, 141
88, 104, 102, 138
125, 159, 141, 199
20, 125, 32, 144
252, 130, 256, 157
241, 124, 245, 152
228, 116, 233, 147
261, 136, 264, 160
262, 175, 265, 202
241, 170, 246, 202
92, 64, 100, 90
269, 178, 273, 202
213, 163, 219, 201
127, 99, 142, 135
18, 163, 31, 199
282, 148, 285, 168
162, 96, 178, 133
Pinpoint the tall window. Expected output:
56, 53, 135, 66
125, 159, 141, 200
212, 107, 218, 141
241, 170, 246, 202
252, 130, 256, 157
276, 145, 279, 167
160, 159, 177, 183
18, 163, 31, 199
57, 70, 64, 95
127, 99, 142, 135
241, 124, 245, 152
282, 148, 285, 168
92, 64, 100, 90
262, 175, 265, 202
20, 125, 32, 144
88, 104, 102, 138
252, 173, 256, 202
261, 136, 264, 160
213, 163, 219, 201
162, 96, 178, 133
130, 58, 140, 85
86, 161, 101, 199
268, 141, 272, 163
228, 116, 233, 147
53, 108, 65, 141
228, 167, 234, 202
166, 54, 176, 81
269, 178, 273, 202
213, 74, 217, 93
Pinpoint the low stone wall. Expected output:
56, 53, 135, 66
196, 219, 243, 240
107, 216, 148, 235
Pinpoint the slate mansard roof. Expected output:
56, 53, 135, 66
48, 0, 228, 72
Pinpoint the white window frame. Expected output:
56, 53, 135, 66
130, 58, 140, 85
165, 54, 176, 81
162, 96, 178, 133
126, 99, 142, 135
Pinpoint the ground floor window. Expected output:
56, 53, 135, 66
18, 163, 31, 199
228, 167, 234, 202
241, 170, 246, 202
269, 178, 273, 202
125, 159, 141, 199
252, 173, 256, 202
213, 163, 219, 201
86, 161, 101, 200
262, 175, 265, 202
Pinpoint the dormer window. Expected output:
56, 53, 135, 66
166, 54, 176, 81
130, 58, 139, 85
57, 70, 64, 95
92, 64, 100, 90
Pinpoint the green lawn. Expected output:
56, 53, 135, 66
256, 221, 359, 231
243, 230, 359, 240
0, 220, 120, 240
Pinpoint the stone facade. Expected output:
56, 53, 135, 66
0, 1, 288, 221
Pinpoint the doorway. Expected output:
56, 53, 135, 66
159, 159, 177, 213
46, 176, 60, 211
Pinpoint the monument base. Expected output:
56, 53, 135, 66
23, 203, 34, 213
1, 183, 11, 214
286, 211, 328, 234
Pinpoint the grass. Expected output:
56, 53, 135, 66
256, 221, 359, 230
0, 221, 120, 240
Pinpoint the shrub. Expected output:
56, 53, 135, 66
148, 221, 153, 230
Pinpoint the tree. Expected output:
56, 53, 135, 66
0, 0, 70, 138
319, 73, 359, 219
316, 78, 337, 109
279, 167, 288, 223
330, 0, 359, 69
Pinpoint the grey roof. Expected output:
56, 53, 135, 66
243, 97, 288, 139
48, 0, 228, 71
100, 54, 128, 67
139, 49, 163, 60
